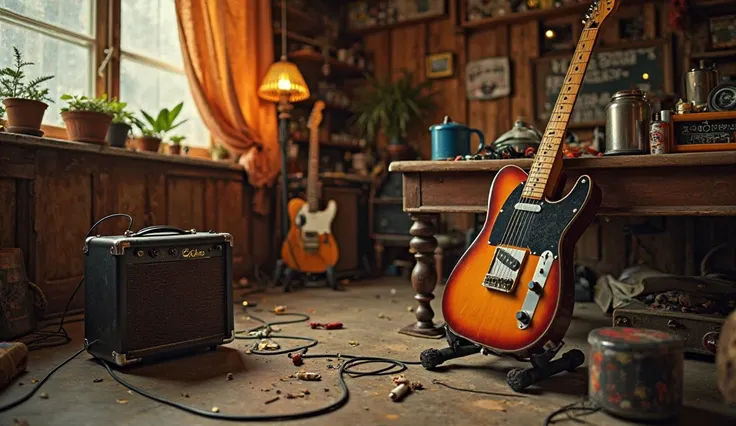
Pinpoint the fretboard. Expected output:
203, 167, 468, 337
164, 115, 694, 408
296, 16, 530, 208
522, 27, 600, 200
306, 125, 319, 212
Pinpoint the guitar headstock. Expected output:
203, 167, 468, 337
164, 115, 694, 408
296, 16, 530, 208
307, 100, 326, 129
582, 0, 621, 28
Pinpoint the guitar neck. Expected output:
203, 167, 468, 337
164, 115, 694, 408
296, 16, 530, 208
523, 27, 600, 200
306, 123, 319, 212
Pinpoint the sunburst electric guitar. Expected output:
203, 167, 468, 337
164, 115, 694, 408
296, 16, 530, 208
281, 101, 340, 276
437, 1, 618, 366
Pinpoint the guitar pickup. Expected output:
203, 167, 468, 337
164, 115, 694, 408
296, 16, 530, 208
514, 202, 542, 213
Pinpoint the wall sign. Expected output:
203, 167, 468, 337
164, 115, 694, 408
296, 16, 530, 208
465, 57, 511, 101
671, 111, 736, 153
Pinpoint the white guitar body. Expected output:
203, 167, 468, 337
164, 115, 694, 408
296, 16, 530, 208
296, 199, 337, 237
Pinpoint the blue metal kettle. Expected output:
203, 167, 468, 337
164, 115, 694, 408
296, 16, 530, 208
429, 116, 485, 160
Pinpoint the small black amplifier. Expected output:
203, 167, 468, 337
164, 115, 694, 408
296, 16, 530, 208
83, 226, 234, 366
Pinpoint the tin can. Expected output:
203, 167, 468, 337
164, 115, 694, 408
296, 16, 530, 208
588, 327, 684, 421
649, 114, 667, 155
604, 89, 651, 155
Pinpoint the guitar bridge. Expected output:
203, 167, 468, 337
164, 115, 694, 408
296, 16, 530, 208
482, 246, 528, 293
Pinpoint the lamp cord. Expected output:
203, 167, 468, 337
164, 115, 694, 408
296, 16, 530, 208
280, 0, 287, 60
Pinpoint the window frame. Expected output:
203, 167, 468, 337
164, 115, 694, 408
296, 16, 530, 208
1, 0, 209, 149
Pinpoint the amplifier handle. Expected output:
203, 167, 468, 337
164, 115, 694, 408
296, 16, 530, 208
133, 226, 192, 237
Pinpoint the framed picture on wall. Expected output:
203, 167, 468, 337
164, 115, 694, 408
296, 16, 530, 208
465, 57, 511, 100
426, 52, 454, 79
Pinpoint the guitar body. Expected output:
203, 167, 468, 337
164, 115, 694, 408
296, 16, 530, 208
442, 165, 601, 359
281, 197, 339, 273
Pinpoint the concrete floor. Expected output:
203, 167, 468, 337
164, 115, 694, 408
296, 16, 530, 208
1, 277, 735, 426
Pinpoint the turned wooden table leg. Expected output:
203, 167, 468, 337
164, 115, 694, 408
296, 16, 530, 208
399, 214, 444, 339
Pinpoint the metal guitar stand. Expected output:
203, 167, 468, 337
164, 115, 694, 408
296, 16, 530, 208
273, 259, 337, 292
420, 325, 585, 392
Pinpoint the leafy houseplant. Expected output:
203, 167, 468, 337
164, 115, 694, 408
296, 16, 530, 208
106, 100, 135, 148
168, 135, 185, 155
130, 102, 187, 152
0, 104, 5, 131
352, 70, 436, 158
0, 46, 55, 136
211, 143, 229, 161
60, 94, 113, 144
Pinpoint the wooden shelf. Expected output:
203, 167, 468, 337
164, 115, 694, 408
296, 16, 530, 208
272, 3, 323, 37
348, 14, 446, 35
691, 49, 736, 60
461, 0, 639, 30
292, 136, 364, 152
288, 49, 368, 78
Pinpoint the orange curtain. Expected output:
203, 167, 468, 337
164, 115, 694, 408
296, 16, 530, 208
175, 0, 278, 214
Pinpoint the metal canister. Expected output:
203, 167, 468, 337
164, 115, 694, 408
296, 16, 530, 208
604, 89, 651, 155
649, 113, 667, 155
588, 327, 684, 421
686, 60, 719, 112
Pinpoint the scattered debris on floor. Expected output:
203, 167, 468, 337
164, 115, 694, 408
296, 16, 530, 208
473, 399, 507, 412
290, 352, 304, 366
309, 321, 343, 330
181, 393, 190, 398
296, 371, 321, 381
30, 378, 38, 384
17, 382, 23, 386
407, 306, 414, 312
211, 407, 220, 413
340, 279, 350, 286
273, 305, 287, 314
256, 338, 280, 351
264, 396, 280, 404
324, 388, 330, 392
39, 392, 49, 399
348, 340, 360, 346
390, 289, 397, 296
116, 398, 127, 404
93, 377, 104, 383
386, 414, 399, 420
389, 375, 424, 402
226, 373, 234, 381
13, 419, 29, 426
377, 313, 391, 320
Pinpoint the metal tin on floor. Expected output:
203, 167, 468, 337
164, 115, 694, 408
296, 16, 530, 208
588, 327, 684, 421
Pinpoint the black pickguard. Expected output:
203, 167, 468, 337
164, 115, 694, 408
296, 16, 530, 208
488, 177, 591, 257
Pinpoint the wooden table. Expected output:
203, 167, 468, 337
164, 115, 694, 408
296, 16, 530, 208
389, 151, 736, 338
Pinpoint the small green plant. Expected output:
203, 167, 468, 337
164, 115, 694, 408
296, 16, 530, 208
0, 46, 55, 102
211, 143, 229, 159
108, 99, 135, 124
352, 69, 436, 143
132, 102, 187, 140
0, 104, 5, 121
169, 135, 185, 145
60, 94, 113, 114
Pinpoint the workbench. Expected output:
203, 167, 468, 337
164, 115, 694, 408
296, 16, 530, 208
388, 151, 736, 338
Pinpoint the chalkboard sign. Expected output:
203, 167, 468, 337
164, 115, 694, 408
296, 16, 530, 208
533, 39, 672, 127
672, 111, 736, 152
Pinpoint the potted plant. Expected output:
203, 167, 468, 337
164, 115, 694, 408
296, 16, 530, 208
130, 102, 187, 152
168, 135, 185, 155
59, 94, 114, 144
352, 70, 436, 159
211, 143, 229, 161
106, 99, 135, 148
0, 46, 54, 136
0, 104, 5, 132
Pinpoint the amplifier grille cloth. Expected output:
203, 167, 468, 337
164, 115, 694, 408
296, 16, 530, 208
125, 257, 226, 351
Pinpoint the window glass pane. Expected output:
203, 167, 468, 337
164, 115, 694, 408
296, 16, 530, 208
0, 22, 92, 127
120, 57, 208, 147
121, 0, 183, 68
0, 0, 93, 36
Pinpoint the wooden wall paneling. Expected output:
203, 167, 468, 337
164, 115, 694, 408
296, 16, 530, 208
323, 187, 360, 272
631, 217, 689, 276
166, 176, 206, 231
467, 25, 511, 143
205, 179, 218, 231
0, 179, 16, 248
390, 24, 427, 82
33, 166, 92, 315
363, 31, 392, 80
216, 179, 251, 277
93, 172, 147, 235
511, 21, 540, 123
146, 173, 166, 227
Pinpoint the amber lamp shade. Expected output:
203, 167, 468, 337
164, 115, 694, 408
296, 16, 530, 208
258, 59, 310, 103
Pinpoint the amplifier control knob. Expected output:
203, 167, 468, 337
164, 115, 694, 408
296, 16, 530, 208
135, 249, 144, 257
149, 248, 159, 258
169, 248, 177, 256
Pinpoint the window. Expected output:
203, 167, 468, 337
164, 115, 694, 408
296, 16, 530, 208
0, 0, 209, 147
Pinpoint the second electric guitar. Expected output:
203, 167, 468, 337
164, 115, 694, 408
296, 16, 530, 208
281, 101, 340, 273
441, 1, 619, 359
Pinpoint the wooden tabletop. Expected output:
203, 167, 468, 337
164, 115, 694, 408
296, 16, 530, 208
389, 152, 736, 216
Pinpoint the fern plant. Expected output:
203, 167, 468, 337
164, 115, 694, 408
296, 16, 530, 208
60, 94, 113, 114
132, 102, 187, 140
0, 46, 54, 102
352, 70, 436, 144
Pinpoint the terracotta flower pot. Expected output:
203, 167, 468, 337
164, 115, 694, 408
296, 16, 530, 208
169, 144, 181, 155
2, 98, 48, 136
106, 122, 131, 148
131, 136, 162, 152
62, 110, 113, 144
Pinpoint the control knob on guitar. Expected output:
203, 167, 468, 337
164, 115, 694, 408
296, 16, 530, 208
281, 101, 340, 288
421, 0, 620, 392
